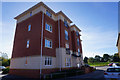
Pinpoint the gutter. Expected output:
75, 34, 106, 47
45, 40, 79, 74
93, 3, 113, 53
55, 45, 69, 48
58, 16, 61, 71
40, 12, 44, 78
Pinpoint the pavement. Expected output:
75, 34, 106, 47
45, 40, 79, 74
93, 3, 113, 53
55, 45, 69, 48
0, 66, 108, 80
54, 70, 105, 80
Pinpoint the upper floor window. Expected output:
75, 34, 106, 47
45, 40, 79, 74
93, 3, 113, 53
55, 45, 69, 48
30, 12, 32, 16
77, 38, 79, 46
45, 23, 52, 32
65, 58, 71, 67
65, 30, 68, 40
45, 57, 52, 66
64, 19, 68, 28
26, 40, 30, 48
78, 49, 80, 55
46, 10, 52, 17
45, 39, 52, 48
28, 24, 31, 31
76, 31, 79, 36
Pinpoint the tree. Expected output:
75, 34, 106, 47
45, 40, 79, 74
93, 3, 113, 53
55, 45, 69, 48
94, 55, 101, 62
88, 57, 94, 63
103, 54, 110, 62
113, 53, 119, 62
84, 56, 88, 63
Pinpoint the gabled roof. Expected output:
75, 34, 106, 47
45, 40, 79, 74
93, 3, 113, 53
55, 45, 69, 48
70, 24, 81, 32
14, 2, 56, 19
14, 2, 72, 23
56, 11, 72, 23
116, 33, 120, 46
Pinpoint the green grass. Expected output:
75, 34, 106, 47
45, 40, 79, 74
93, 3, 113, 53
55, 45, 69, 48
88, 62, 120, 67
88, 62, 111, 67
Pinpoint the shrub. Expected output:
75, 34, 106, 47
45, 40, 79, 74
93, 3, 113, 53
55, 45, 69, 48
2, 67, 9, 74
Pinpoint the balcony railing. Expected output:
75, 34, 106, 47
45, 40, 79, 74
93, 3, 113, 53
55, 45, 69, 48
72, 52, 81, 57
66, 48, 70, 55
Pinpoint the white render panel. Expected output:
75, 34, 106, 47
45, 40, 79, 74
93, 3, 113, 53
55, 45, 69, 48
10, 55, 56, 69
17, 6, 57, 23
70, 27, 80, 32
56, 48, 79, 68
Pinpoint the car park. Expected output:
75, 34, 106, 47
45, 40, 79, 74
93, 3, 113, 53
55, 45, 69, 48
104, 66, 120, 80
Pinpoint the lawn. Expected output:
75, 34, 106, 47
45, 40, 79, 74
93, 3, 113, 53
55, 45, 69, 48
88, 62, 120, 67
88, 62, 110, 66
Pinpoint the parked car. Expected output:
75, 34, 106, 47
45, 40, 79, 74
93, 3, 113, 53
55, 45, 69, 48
0, 66, 6, 70
108, 63, 113, 66
112, 63, 120, 67
104, 66, 120, 80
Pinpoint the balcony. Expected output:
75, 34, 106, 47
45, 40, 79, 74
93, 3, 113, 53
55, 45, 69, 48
72, 52, 81, 57
66, 48, 70, 55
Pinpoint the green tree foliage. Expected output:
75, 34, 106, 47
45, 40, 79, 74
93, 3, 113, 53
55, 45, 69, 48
94, 55, 101, 62
86, 53, 120, 64
88, 57, 94, 63
103, 54, 110, 62
1, 57, 11, 67
84, 56, 88, 63
113, 53, 119, 62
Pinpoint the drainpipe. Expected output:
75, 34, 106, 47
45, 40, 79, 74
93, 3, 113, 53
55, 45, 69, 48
40, 12, 44, 78
58, 16, 61, 71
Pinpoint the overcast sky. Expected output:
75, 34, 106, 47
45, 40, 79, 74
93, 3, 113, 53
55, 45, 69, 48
1, 2, 118, 58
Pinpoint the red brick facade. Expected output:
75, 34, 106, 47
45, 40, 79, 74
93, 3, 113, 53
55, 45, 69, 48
10, 2, 83, 79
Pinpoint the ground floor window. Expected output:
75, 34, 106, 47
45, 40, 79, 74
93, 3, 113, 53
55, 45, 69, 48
45, 57, 52, 66
65, 58, 71, 67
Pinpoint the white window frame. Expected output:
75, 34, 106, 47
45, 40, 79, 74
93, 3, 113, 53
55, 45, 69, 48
65, 58, 71, 67
45, 23, 52, 32
26, 40, 30, 48
45, 57, 52, 66
28, 24, 31, 31
45, 39, 52, 48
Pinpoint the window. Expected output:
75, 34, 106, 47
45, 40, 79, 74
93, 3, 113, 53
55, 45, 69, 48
45, 39, 52, 48
78, 49, 80, 55
77, 38, 79, 46
76, 31, 79, 36
30, 12, 32, 16
65, 58, 71, 67
28, 24, 31, 31
46, 10, 52, 17
45, 57, 52, 66
64, 19, 68, 28
65, 30, 68, 40
25, 57, 28, 65
65, 43, 69, 48
45, 23, 52, 32
26, 40, 30, 48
